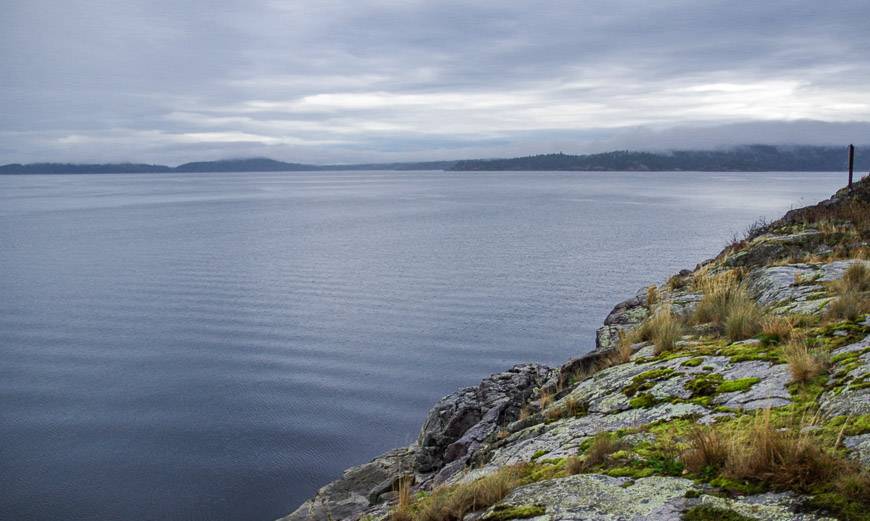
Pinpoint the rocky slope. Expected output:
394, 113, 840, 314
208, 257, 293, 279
280, 177, 870, 521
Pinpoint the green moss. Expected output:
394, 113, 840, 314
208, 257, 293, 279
684, 489, 701, 498
681, 357, 705, 367
682, 505, 755, 521
604, 466, 655, 478
629, 392, 659, 409
787, 374, 828, 406
824, 414, 870, 437
623, 368, 678, 397
716, 377, 760, 393
685, 373, 724, 397
482, 504, 546, 521
530, 449, 549, 461
806, 493, 870, 521
708, 476, 767, 495
718, 340, 785, 363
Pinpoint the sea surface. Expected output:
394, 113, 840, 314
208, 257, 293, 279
0, 170, 844, 520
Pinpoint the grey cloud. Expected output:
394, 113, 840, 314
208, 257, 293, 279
2, 0, 869, 164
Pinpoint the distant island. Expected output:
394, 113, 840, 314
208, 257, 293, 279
1, 145, 866, 174
450, 145, 869, 172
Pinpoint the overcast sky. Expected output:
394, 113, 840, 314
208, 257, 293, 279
2, 0, 870, 164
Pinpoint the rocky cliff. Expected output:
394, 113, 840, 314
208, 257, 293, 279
280, 177, 870, 521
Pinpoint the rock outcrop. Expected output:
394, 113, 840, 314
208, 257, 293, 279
415, 363, 554, 481
280, 177, 870, 521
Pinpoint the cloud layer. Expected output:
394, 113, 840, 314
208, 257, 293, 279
3, 0, 870, 164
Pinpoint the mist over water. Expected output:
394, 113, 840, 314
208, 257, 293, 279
0, 171, 843, 520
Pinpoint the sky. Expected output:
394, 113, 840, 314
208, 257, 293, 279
2, 0, 870, 165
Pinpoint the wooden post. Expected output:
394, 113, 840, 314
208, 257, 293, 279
848, 144, 854, 187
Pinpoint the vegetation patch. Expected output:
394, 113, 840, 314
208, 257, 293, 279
481, 504, 545, 521
685, 373, 725, 397
623, 368, 678, 397
715, 377, 760, 394
679, 410, 870, 521
629, 392, 660, 409
681, 357, 705, 367
682, 505, 755, 521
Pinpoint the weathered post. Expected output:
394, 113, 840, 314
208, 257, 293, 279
848, 144, 854, 187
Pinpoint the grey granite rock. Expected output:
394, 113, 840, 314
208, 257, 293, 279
820, 334, 870, 417
278, 446, 416, 521
415, 363, 553, 477
844, 433, 870, 466
483, 474, 692, 521
746, 260, 866, 315
714, 361, 792, 410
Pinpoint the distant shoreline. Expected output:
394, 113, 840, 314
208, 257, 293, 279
2, 145, 866, 175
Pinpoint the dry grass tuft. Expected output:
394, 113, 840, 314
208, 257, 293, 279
784, 339, 829, 383
723, 410, 838, 491
610, 334, 635, 364
538, 389, 553, 411
760, 315, 794, 342
391, 476, 415, 521
723, 298, 764, 342
842, 262, 870, 292
518, 406, 530, 422
565, 455, 584, 475
408, 464, 530, 521
682, 427, 728, 475
579, 433, 623, 471
638, 307, 683, 355
681, 409, 866, 496
693, 270, 764, 340
563, 395, 585, 417
826, 262, 870, 321
646, 285, 658, 306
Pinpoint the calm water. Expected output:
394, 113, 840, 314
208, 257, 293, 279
0, 171, 843, 520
